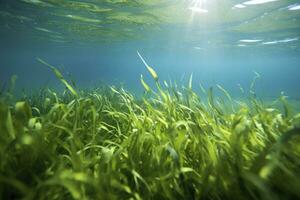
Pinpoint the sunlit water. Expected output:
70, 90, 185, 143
0, 0, 299, 103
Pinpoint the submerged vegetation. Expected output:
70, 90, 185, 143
0, 57, 300, 200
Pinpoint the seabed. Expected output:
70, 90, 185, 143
0, 59, 300, 200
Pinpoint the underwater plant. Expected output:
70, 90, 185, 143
0, 56, 300, 200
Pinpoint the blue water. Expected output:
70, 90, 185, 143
0, 0, 300, 100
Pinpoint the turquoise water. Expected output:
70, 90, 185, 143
0, 0, 300, 99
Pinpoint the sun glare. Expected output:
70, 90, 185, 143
188, 0, 208, 13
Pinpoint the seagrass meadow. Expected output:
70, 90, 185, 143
0, 58, 300, 200
1, 0, 300, 199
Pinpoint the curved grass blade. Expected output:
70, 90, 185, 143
217, 84, 234, 112
37, 58, 78, 97
250, 71, 261, 95
140, 74, 151, 93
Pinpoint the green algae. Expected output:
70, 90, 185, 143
0, 60, 300, 199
